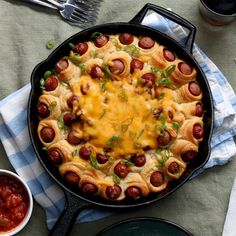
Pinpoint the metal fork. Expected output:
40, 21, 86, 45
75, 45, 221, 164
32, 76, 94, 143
22, 0, 99, 27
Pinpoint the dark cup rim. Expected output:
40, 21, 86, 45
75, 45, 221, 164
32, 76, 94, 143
200, 0, 236, 17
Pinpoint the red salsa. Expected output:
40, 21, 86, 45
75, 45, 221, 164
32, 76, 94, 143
0, 175, 29, 233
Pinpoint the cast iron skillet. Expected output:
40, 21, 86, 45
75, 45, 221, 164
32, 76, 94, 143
28, 3, 214, 236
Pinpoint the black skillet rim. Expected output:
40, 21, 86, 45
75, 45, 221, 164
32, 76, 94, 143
28, 22, 214, 208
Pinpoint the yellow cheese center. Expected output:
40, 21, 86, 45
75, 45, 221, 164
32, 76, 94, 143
72, 75, 170, 157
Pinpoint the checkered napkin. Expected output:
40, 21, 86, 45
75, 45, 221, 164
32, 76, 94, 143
1, 12, 236, 230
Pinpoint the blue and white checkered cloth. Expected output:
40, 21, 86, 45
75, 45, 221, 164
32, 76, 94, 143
1, 12, 236, 230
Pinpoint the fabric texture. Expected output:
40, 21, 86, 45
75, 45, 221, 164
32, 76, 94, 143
0, 12, 236, 230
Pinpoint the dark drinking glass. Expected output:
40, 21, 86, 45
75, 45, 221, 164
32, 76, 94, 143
203, 0, 236, 15
199, 0, 236, 25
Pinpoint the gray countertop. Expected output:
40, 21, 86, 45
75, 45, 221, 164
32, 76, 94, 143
0, 0, 236, 235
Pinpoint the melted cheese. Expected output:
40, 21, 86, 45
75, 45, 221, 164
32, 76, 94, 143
72, 75, 160, 157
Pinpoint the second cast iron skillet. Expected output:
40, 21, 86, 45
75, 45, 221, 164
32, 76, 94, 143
28, 3, 214, 236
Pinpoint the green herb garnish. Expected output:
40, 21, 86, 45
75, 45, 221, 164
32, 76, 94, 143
158, 113, 167, 121
123, 45, 140, 56
123, 159, 134, 167
90, 155, 99, 169
129, 131, 137, 140
112, 173, 121, 184
105, 135, 123, 149
48, 101, 57, 112
40, 78, 45, 90
156, 122, 166, 135
46, 39, 55, 49
69, 42, 76, 49
42, 146, 47, 151
90, 32, 103, 39
89, 50, 98, 58
57, 117, 68, 131
151, 66, 161, 74
172, 121, 180, 130
118, 90, 128, 102
71, 149, 79, 157
137, 129, 144, 140
99, 109, 107, 119
162, 65, 176, 78
44, 70, 52, 78
67, 56, 81, 66
157, 92, 165, 100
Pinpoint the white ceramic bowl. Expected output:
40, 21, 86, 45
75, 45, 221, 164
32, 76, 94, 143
0, 169, 33, 236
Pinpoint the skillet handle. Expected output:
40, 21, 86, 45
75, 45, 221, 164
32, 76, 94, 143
130, 3, 196, 54
48, 191, 92, 236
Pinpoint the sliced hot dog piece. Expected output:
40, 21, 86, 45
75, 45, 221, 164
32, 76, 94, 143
157, 130, 171, 147
119, 33, 134, 45
79, 146, 93, 160
106, 185, 122, 199
150, 171, 164, 187
44, 76, 58, 91
96, 153, 108, 164
109, 59, 125, 75
67, 130, 82, 145
178, 62, 192, 75
131, 154, 146, 167
163, 48, 175, 62
37, 103, 49, 118
63, 112, 76, 126
125, 186, 141, 199
40, 127, 55, 143
138, 36, 155, 49
48, 148, 63, 165
181, 150, 198, 162
75, 42, 88, 55
55, 59, 69, 73
67, 95, 79, 109
130, 59, 144, 73
64, 171, 80, 185
114, 163, 129, 178
81, 183, 97, 194
195, 103, 204, 117
193, 124, 204, 139
189, 82, 201, 96
90, 65, 104, 79
168, 161, 180, 174
141, 73, 155, 87
94, 35, 109, 48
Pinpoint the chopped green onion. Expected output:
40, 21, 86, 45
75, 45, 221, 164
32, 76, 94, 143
46, 39, 55, 49
48, 101, 57, 111
42, 146, 47, 151
123, 45, 140, 56
157, 92, 165, 100
137, 129, 144, 140
99, 109, 107, 119
105, 135, 123, 149
71, 149, 79, 157
156, 122, 166, 135
67, 56, 81, 66
123, 159, 134, 167
40, 78, 45, 90
118, 90, 128, 102
129, 131, 137, 140
44, 70, 52, 78
151, 66, 161, 74
90, 32, 103, 39
157, 77, 172, 87
69, 42, 76, 49
112, 173, 121, 184
172, 121, 180, 130
90, 155, 99, 169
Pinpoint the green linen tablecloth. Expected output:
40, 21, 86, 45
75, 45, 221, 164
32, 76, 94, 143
0, 0, 236, 235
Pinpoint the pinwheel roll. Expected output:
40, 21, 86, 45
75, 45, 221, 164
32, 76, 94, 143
84, 58, 104, 74
55, 58, 81, 82
91, 35, 116, 58
178, 117, 204, 145
151, 45, 176, 69
135, 36, 159, 57
122, 173, 150, 199
69, 41, 94, 63
170, 59, 197, 86
139, 155, 168, 192
174, 82, 203, 103
177, 101, 204, 119
66, 123, 83, 146
163, 157, 186, 179
37, 120, 61, 147
59, 160, 90, 186
170, 139, 198, 163
103, 51, 132, 79
47, 140, 75, 164
37, 95, 61, 120
42, 75, 60, 97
